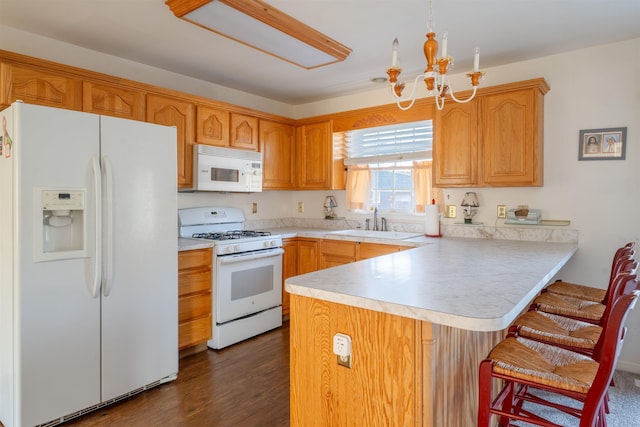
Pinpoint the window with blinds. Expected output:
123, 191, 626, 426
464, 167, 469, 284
341, 120, 434, 214
344, 120, 432, 165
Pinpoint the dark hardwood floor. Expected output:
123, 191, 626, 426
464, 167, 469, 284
64, 322, 290, 427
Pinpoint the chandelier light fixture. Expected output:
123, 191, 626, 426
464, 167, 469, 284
386, 0, 485, 111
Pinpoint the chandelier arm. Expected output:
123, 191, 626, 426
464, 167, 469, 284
435, 94, 445, 110
446, 85, 478, 104
390, 73, 426, 102
396, 98, 418, 111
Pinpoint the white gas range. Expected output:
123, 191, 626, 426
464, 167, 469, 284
178, 207, 283, 349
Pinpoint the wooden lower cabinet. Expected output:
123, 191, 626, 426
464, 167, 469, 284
357, 242, 406, 259
290, 294, 505, 426
281, 239, 298, 318
319, 240, 408, 268
283, 238, 409, 319
320, 240, 356, 269
178, 248, 212, 351
281, 238, 320, 319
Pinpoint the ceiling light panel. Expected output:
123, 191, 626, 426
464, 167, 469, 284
166, 0, 352, 69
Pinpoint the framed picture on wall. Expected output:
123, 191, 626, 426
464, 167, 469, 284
578, 127, 627, 160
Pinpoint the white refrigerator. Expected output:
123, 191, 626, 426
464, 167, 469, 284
0, 102, 179, 427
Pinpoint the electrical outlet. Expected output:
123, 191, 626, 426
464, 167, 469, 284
252, 202, 258, 214
333, 333, 352, 368
497, 205, 507, 219
444, 205, 456, 218
297, 201, 304, 213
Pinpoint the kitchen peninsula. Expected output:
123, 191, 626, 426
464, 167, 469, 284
286, 237, 577, 426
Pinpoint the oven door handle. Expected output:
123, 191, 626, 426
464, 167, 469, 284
218, 248, 284, 264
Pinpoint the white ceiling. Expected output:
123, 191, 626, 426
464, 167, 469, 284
1, 0, 639, 105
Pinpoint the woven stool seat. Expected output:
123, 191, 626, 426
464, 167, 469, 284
544, 244, 635, 305
546, 281, 606, 303
514, 310, 601, 351
533, 292, 605, 322
488, 336, 598, 394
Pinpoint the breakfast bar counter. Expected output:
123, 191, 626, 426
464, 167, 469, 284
285, 237, 577, 427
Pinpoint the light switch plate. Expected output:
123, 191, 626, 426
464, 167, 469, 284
444, 205, 456, 218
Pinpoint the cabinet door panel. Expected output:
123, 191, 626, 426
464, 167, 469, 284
230, 113, 259, 150
296, 121, 332, 189
297, 239, 319, 274
1, 63, 81, 110
260, 120, 295, 189
197, 105, 229, 147
146, 94, 194, 187
433, 102, 478, 187
82, 81, 144, 120
481, 89, 541, 186
281, 239, 298, 318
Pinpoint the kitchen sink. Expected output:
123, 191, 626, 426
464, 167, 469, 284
327, 229, 423, 240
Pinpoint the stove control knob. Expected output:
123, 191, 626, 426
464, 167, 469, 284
271, 240, 277, 247
234, 245, 240, 252
225, 246, 234, 254
263, 241, 270, 248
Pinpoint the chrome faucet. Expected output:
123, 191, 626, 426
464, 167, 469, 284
365, 218, 370, 230
381, 217, 387, 231
372, 207, 379, 231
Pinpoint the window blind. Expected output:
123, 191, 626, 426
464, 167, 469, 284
344, 120, 432, 165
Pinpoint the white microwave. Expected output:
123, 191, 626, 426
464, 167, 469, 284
184, 144, 263, 192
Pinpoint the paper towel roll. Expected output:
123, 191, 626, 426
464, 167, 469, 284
425, 204, 440, 237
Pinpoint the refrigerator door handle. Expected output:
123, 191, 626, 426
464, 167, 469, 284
90, 156, 102, 298
102, 156, 114, 297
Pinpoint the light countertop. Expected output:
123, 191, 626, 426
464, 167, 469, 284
285, 237, 577, 332
258, 227, 432, 247
178, 237, 214, 251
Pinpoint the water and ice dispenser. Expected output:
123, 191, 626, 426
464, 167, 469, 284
34, 189, 87, 262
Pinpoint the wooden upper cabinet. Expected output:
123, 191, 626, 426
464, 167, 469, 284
82, 81, 144, 120
146, 94, 195, 188
260, 119, 295, 190
433, 78, 547, 187
196, 104, 229, 147
480, 87, 543, 186
295, 120, 340, 190
433, 101, 478, 187
230, 113, 259, 151
1, 63, 81, 110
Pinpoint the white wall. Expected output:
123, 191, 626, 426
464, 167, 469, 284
2, 27, 639, 372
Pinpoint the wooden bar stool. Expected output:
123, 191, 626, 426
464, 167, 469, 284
545, 243, 635, 303
478, 290, 639, 427
511, 271, 637, 356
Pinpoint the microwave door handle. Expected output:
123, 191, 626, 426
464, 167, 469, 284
218, 248, 284, 265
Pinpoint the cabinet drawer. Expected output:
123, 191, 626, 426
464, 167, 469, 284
178, 248, 212, 270
321, 240, 356, 258
358, 243, 401, 260
178, 315, 212, 350
179, 292, 211, 322
178, 269, 211, 296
